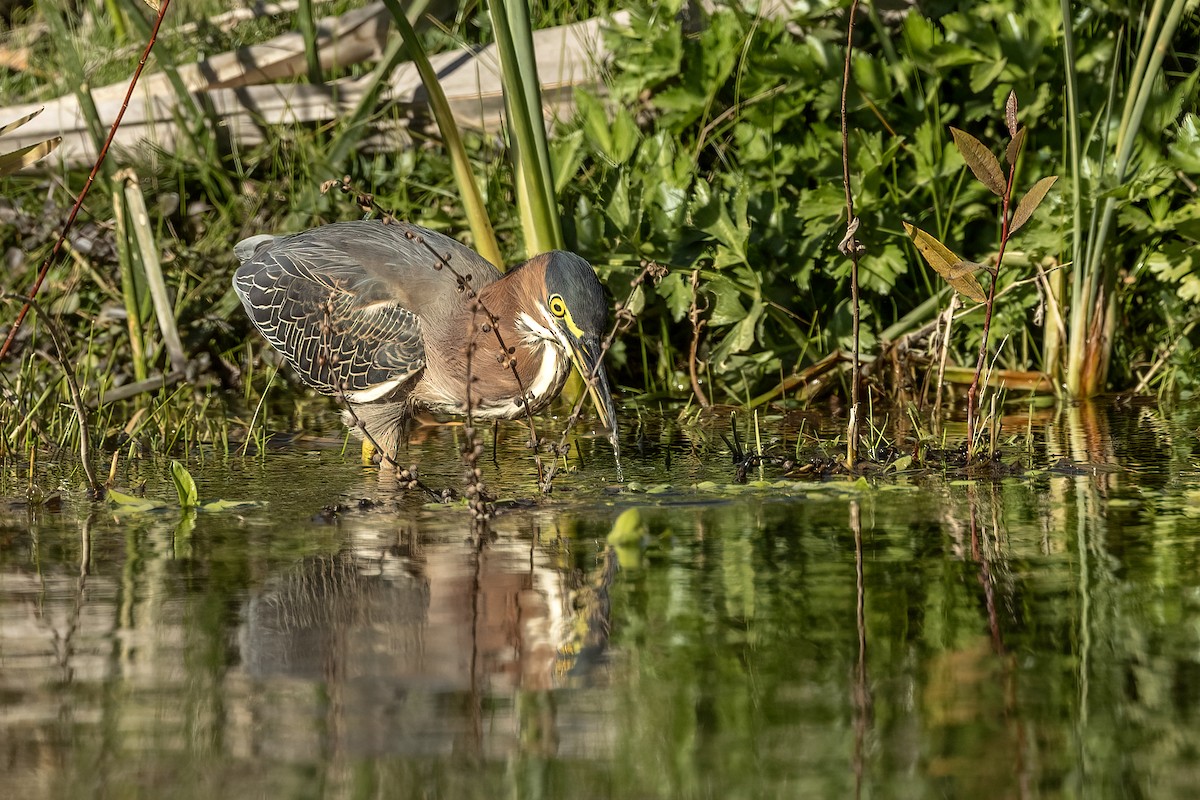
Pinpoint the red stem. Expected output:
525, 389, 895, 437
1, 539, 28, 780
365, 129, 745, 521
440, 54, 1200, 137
0, 0, 173, 362
967, 158, 1018, 454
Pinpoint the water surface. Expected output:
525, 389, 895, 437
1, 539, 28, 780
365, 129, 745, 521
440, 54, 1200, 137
2, 403, 1199, 798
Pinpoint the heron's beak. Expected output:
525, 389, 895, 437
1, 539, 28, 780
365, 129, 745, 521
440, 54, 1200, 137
568, 334, 620, 453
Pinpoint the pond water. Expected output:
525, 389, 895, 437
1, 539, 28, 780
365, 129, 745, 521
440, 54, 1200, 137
2, 402, 1199, 798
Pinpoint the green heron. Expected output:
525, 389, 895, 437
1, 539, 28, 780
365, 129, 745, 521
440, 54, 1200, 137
233, 219, 618, 460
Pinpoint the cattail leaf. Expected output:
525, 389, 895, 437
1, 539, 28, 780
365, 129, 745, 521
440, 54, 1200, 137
0, 136, 61, 177
1005, 127, 1026, 167
904, 222, 988, 303
1010, 175, 1058, 234
1005, 91, 1019, 137
950, 127, 1006, 197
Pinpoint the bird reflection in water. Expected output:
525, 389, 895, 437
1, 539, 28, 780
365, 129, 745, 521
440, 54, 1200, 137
238, 516, 612, 760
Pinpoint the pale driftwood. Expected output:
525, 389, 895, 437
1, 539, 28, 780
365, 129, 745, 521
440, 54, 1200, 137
4, 4, 623, 169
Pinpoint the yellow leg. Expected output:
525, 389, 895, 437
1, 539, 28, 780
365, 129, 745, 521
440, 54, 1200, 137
361, 438, 377, 465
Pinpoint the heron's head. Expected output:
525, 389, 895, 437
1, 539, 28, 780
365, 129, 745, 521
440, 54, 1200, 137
522, 252, 618, 445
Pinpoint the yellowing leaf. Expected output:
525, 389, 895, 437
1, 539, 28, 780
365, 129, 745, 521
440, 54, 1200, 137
1010, 175, 1058, 234
950, 127, 1006, 197
0, 137, 60, 177
903, 222, 988, 303
0, 107, 43, 137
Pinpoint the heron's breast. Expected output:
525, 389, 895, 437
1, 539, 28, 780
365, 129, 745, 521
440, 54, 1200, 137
415, 341, 570, 420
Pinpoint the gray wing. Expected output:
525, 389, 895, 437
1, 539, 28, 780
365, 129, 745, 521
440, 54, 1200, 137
232, 220, 501, 402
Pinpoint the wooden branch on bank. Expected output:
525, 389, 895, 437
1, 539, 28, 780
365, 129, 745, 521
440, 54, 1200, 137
4, 3, 625, 169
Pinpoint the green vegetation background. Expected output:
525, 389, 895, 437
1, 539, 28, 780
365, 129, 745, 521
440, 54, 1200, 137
2, 0, 1199, 450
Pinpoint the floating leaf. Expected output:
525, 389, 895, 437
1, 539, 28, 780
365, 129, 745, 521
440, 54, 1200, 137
201, 499, 263, 512
108, 489, 167, 512
903, 223, 988, 303
1010, 175, 1058, 234
171, 460, 199, 509
950, 127, 1006, 197
1005, 90, 1019, 137
1005, 127, 1026, 167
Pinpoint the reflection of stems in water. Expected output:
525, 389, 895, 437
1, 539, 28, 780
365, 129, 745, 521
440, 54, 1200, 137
850, 500, 871, 800
467, 531, 485, 760
967, 487, 1004, 653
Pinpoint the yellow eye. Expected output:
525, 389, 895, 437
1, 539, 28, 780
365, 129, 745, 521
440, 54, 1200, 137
548, 294, 567, 318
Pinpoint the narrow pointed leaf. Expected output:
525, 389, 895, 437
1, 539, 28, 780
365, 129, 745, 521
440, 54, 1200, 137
0, 137, 61, 177
950, 127, 1006, 197
1005, 91, 1018, 137
0, 107, 44, 137
903, 222, 988, 303
1010, 175, 1058, 234
1005, 127, 1026, 167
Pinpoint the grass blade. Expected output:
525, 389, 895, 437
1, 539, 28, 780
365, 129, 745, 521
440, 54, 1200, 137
488, 0, 563, 254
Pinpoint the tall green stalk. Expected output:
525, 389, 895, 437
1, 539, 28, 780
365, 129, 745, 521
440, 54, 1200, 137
487, 0, 563, 254
381, 0, 503, 268
1062, 0, 1189, 396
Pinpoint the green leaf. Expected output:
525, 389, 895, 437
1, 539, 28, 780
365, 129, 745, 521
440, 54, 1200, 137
107, 489, 167, 512
950, 127, 1006, 197
1009, 175, 1058, 234
171, 460, 199, 509
657, 272, 692, 321
903, 223, 988, 303
606, 175, 631, 230
576, 89, 613, 160
201, 499, 263, 511
551, 129, 585, 195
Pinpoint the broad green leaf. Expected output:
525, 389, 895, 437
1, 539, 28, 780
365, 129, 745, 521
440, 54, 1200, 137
606, 175, 630, 229
171, 460, 199, 509
576, 89, 613, 160
710, 299, 763, 368
950, 127, 1006, 197
657, 272, 692, 321
903, 222, 988, 303
609, 105, 640, 165
1010, 175, 1058, 234
551, 129, 585, 194
968, 57, 1007, 94
0, 137, 61, 177
108, 489, 167, 512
